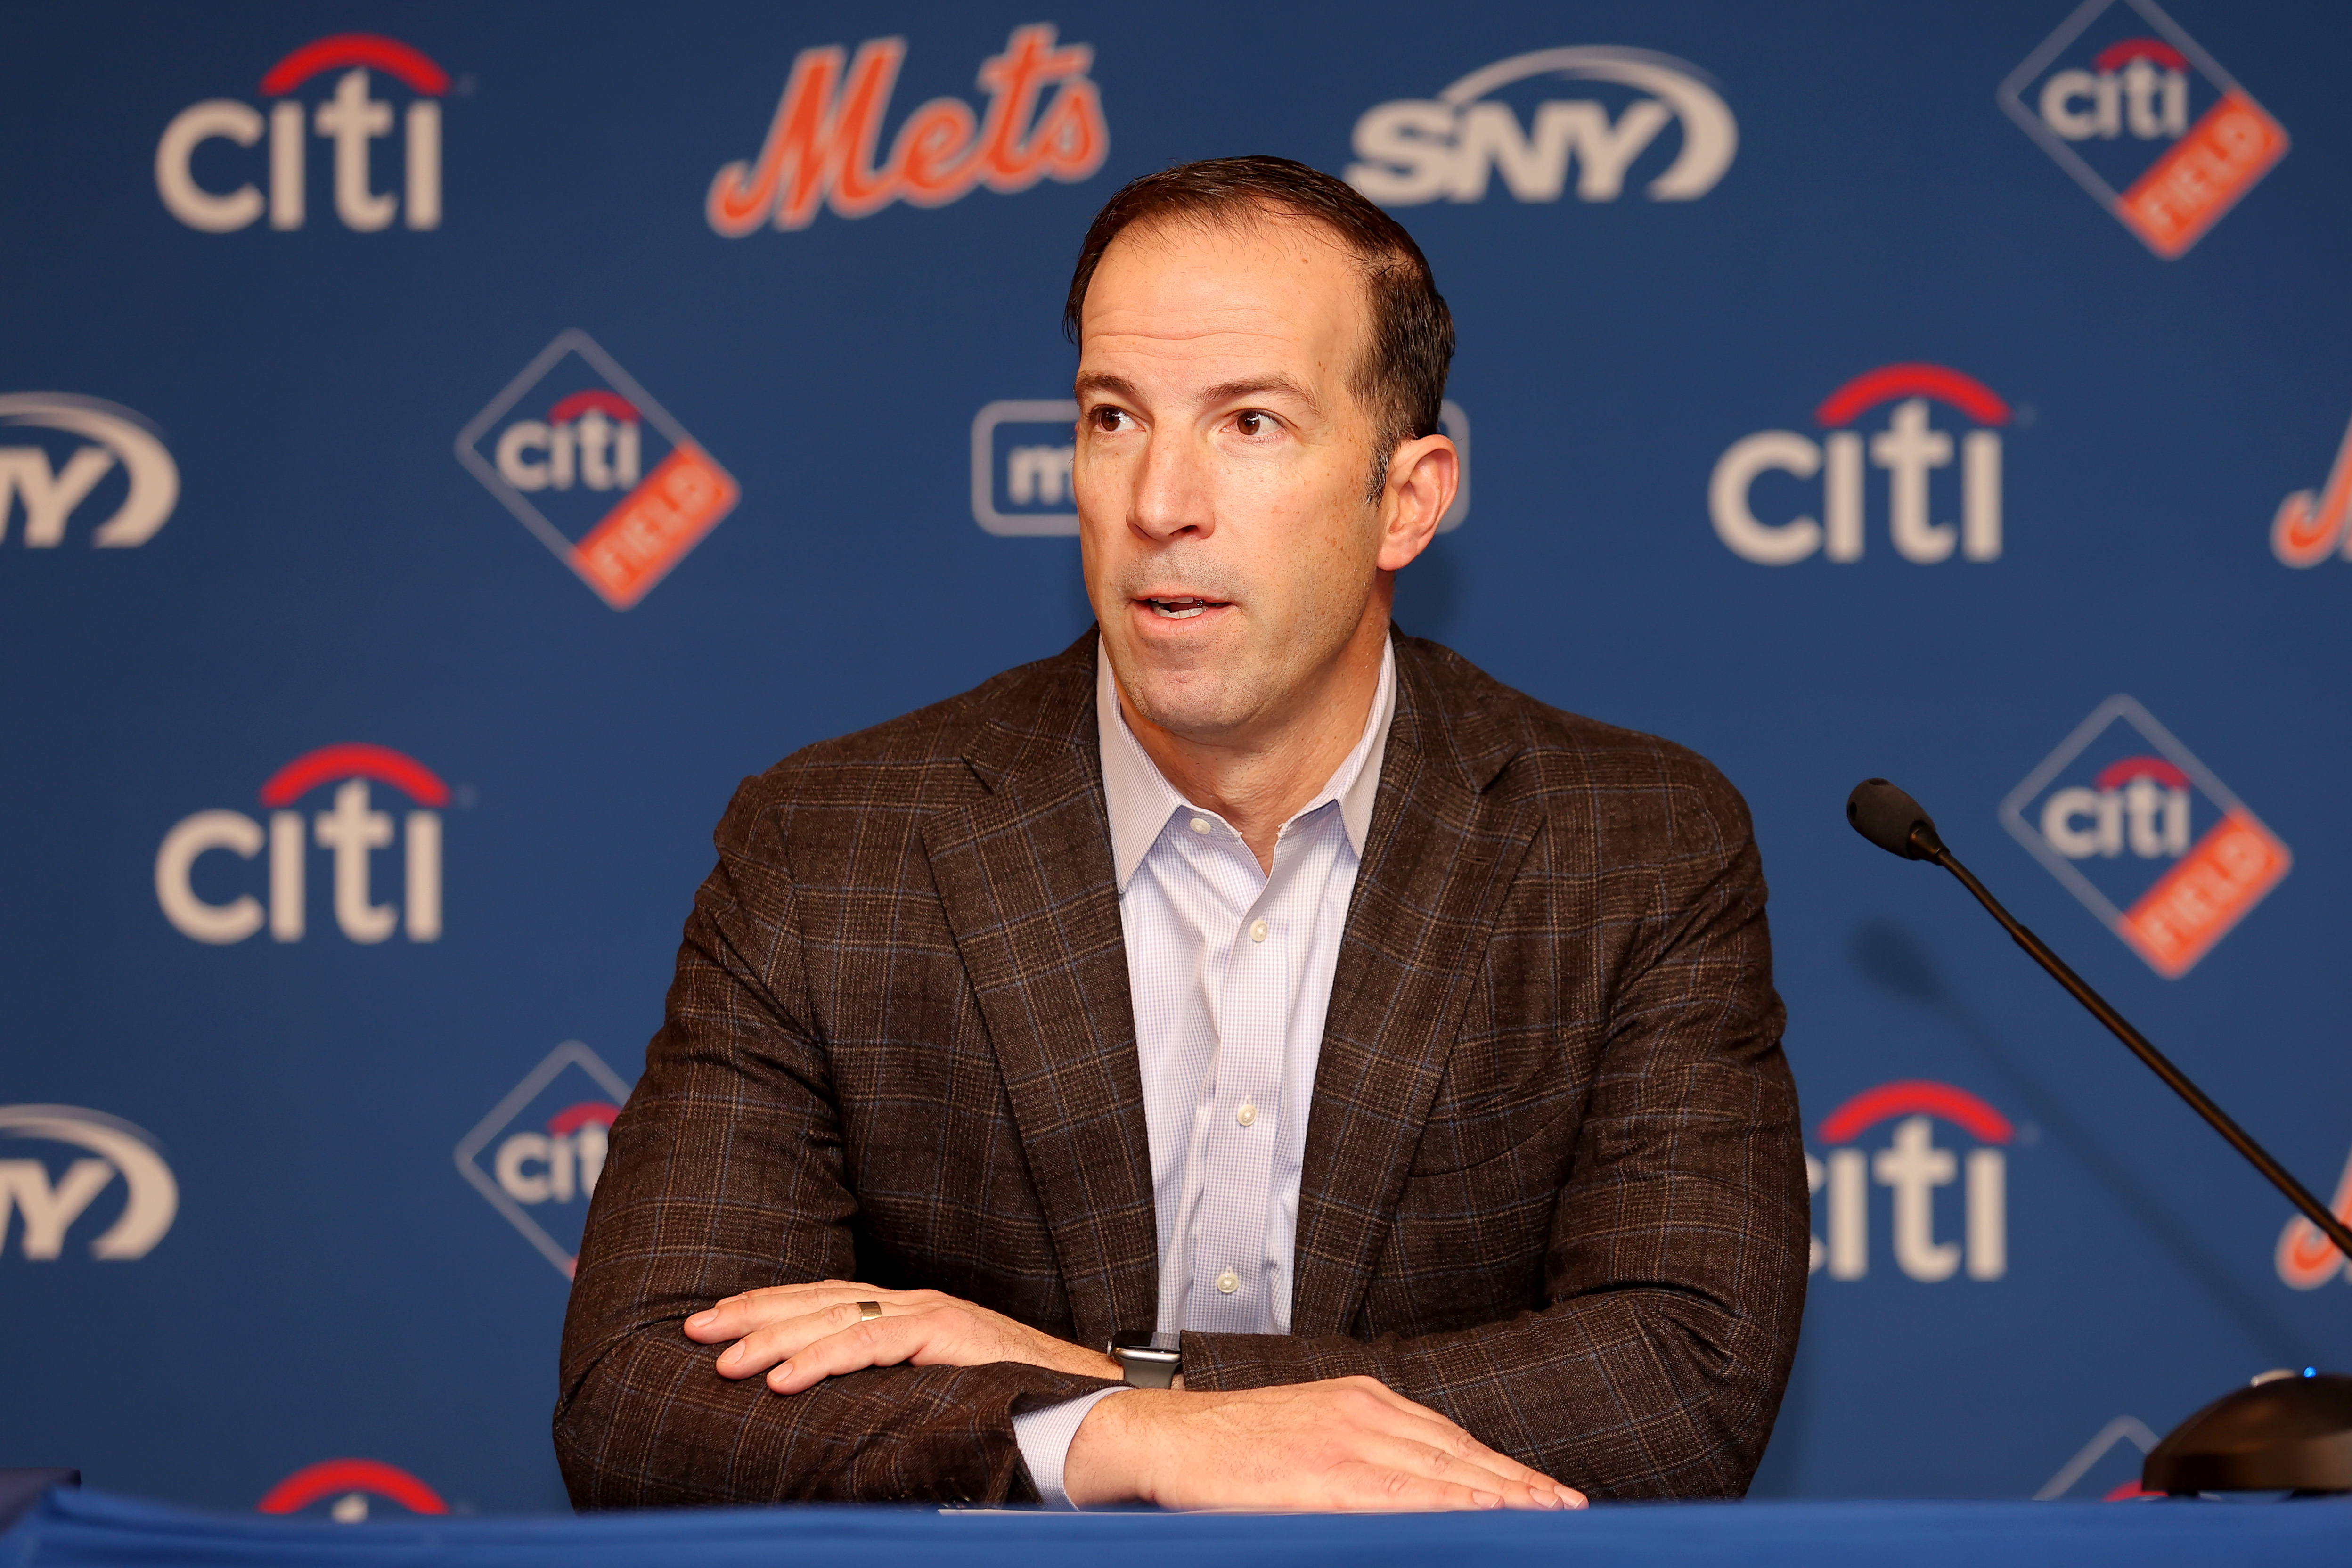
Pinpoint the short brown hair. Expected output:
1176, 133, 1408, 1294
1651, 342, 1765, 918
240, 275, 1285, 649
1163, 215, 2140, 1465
1064, 156, 1454, 498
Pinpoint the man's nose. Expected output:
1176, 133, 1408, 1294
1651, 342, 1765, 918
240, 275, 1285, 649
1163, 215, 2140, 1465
1128, 428, 1214, 543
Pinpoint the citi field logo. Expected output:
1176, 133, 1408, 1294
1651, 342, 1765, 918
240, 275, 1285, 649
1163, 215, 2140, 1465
156, 744, 447, 946
968, 399, 1473, 536
2278, 1141, 2352, 1290
1999, 0, 2287, 259
156, 34, 449, 233
0, 1106, 178, 1262
1346, 47, 1734, 207
2271, 406, 2352, 568
708, 23, 1108, 234
457, 329, 738, 610
2001, 696, 2290, 978
0, 395, 178, 549
259, 1459, 447, 1522
456, 1041, 632, 1277
1711, 365, 2010, 566
1807, 1081, 2010, 1283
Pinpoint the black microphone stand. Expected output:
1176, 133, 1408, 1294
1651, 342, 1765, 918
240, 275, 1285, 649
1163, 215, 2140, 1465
1846, 779, 2352, 1495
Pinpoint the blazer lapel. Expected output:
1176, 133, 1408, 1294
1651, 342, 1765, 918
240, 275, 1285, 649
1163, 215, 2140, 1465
1290, 639, 1537, 1337
919, 639, 1160, 1346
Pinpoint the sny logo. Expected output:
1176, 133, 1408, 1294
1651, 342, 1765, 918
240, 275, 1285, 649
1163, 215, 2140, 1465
1347, 46, 1734, 208
0, 1105, 178, 1261
457, 330, 739, 610
0, 395, 178, 549
1711, 364, 2010, 566
1999, 0, 2287, 259
157, 743, 448, 946
969, 399, 1473, 536
2001, 696, 2290, 978
455, 1041, 633, 1277
157, 33, 449, 233
259, 1459, 447, 1522
1808, 1081, 2011, 1283
2270, 406, 2352, 568
709, 24, 1107, 234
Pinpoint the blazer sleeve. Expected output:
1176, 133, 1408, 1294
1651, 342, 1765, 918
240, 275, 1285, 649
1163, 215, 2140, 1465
554, 773, 1118, 1506
1175, 760, 1809, 1500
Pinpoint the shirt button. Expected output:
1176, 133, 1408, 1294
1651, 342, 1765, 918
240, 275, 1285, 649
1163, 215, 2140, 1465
1249, 919, 1269, 943
1216, 1269, 1240, 1295
1189, 817, 1212, 835
1236, 1102, 1257, 1127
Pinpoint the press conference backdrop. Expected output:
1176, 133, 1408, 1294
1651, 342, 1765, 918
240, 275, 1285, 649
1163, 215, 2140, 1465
3, 0, 2349, 1519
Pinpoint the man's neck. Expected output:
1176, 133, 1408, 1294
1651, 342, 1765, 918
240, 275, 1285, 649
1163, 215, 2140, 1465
1115, 611, 1390, 873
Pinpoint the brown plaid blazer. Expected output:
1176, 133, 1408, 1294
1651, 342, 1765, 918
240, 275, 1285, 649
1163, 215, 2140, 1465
556, 630, 1806, 1507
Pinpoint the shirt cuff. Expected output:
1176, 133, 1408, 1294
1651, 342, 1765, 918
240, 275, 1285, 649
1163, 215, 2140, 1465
1013, 1387, 1132, 1509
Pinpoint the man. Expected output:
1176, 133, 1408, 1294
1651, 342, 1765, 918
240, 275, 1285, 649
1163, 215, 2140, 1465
557, 157, 1805, 1511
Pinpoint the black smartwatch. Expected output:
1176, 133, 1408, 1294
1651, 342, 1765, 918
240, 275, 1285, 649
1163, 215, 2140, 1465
1108, 1330, 1182, 1388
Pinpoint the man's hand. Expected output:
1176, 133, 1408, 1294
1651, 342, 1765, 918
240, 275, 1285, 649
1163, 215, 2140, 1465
683, 1280, 1116, 1395
1065, 1377, 1587, 1512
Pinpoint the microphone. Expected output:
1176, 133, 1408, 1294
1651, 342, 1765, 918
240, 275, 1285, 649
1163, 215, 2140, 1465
1847, 778, 2352, 1494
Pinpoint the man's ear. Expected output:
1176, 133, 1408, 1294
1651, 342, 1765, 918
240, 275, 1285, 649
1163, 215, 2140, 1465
1376, 433, 1458, 572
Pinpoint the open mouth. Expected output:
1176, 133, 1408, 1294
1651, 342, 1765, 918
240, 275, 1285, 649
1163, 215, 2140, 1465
1141, 596, 1227, 620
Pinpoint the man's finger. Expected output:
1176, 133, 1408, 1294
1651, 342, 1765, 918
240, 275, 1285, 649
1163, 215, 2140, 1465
1328, 1379, 1582, 1506
1354, 1432, 1565, 1511
1327, 1460, 1503, 1512
764, 1315, 938, 1395
714, 1299, 911, 1377
686, 1282, 905, 1342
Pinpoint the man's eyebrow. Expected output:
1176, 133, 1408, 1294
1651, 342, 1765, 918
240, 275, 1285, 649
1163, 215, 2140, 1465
1074, 372, 1142, 402
1201, 376, 1320, 415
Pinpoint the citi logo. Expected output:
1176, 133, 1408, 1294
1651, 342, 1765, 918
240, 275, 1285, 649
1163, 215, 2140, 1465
1808, 1081, 2011, 1283
156, 743, 448, 946
0, 1105, 178, 1262
709, 24, 1108, 234
456, 1041, 633, 1277
970, 398, 1472, 536
259, 1458, 447, 1522
0, 394, 178, 548
1347, 46, 1734, 208
2002, 696, 2290, 978
156, 33, 448, 233
1710, 364, 2009, 566
2037, 39, 2191, 144
1999, 0, 2287, 259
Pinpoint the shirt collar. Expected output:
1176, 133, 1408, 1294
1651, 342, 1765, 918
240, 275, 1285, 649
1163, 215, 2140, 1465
1096, 635, 1396, 892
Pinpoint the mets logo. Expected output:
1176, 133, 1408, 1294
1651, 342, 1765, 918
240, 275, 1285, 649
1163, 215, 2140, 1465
708, 23, 1108, 234
2271, 405, 2352, 568
455, 1041, 633, 1278
457, 329, 738, 610
1710, 365, 2010, 566
156, 33, 449, 233
1808, 1081, 2012, 1283
2001, 696, 2289, 978
259, 1459, 447, 1522
1999, 0, 2287, 258
0, 394, 178, 549
2278, 1140, 2352, 1290
0, 1106, 178, 1262
1347, 46, 1734, 207
156, 744, 449, 945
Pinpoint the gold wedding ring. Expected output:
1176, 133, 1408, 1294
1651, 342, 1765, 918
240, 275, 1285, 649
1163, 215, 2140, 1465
856, 1300, 883, 1320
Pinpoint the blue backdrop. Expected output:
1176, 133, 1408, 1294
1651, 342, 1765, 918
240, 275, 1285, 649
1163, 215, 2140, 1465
4, 0, 2349, 1519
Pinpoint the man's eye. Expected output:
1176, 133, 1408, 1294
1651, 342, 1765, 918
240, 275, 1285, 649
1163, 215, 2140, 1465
1236, 411, 1275, 436
1092, 408, 1128, 432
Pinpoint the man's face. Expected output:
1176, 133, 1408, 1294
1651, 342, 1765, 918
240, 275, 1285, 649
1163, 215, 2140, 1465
1073, 215, 1423, 743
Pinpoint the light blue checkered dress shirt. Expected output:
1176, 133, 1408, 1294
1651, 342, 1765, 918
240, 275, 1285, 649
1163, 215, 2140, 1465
1011, 637, 1395, 1505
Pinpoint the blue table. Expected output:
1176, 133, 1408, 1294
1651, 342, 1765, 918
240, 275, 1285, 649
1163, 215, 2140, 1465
4, 1485, 2346, 1568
